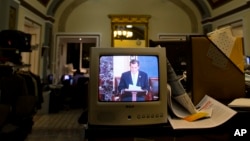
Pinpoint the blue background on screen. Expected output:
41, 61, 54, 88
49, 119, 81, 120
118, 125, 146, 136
137, 56, 159, 77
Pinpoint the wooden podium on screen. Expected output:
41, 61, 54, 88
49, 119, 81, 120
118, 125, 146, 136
121, 90, 148, 101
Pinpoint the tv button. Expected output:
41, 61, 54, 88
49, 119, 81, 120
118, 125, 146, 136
137, 115, 141, 119
160, 113, 163, 118
155, 114, 159, 118
127, 115, 132, 120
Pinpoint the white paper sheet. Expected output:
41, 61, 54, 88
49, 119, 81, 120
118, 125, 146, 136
168, 95, 237, 129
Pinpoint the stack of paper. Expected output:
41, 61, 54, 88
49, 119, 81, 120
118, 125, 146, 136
228, 98, 250, 108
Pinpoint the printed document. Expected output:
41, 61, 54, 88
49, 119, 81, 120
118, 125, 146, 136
128, 84, 142, 91
168, 95, 236, 129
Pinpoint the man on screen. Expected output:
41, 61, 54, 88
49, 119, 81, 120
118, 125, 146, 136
118, 59, 150, 101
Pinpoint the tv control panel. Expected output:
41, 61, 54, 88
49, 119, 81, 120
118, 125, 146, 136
127, 113, 164, 120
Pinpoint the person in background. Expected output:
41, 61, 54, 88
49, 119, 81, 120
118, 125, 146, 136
60, 63, 76, 109
60, 63, 76, 85
118, 59, 150, 101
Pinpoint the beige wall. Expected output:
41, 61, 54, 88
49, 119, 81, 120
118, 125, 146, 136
15, 0, 250, 79
50, 0, 203, 79
17, 2, 46, 76
54, 0, 202, 47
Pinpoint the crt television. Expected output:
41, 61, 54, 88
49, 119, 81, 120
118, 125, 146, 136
88, 47, 168, 126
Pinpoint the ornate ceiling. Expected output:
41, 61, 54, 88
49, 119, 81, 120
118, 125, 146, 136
37, 0, 50, 7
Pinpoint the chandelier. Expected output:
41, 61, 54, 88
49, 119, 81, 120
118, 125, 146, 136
113, 25, 133, 39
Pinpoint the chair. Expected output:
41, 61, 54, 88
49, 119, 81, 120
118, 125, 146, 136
0, 104, 11, 127
149, 77, 159, 100
75, 77, 89, 108
114, 77, 121, 94
112, 77, 121, 101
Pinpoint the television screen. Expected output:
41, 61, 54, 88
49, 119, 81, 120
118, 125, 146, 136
98, 55, 159, 102
61, 74, 73, 85
88, 47, 168, 126
64, 75, 70, 80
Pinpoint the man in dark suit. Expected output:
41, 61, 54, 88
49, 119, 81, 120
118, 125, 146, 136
118, 59, 150, 101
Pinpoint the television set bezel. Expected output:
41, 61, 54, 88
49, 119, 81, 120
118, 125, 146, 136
88, 47, 168, 126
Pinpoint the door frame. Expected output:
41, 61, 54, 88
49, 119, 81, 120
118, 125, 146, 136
53, 33, 101, 83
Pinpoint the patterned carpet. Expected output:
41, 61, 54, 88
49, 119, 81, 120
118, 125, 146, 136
25, 109, 85, 141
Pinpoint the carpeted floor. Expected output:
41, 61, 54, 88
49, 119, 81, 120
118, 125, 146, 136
25, 109, 85, 141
